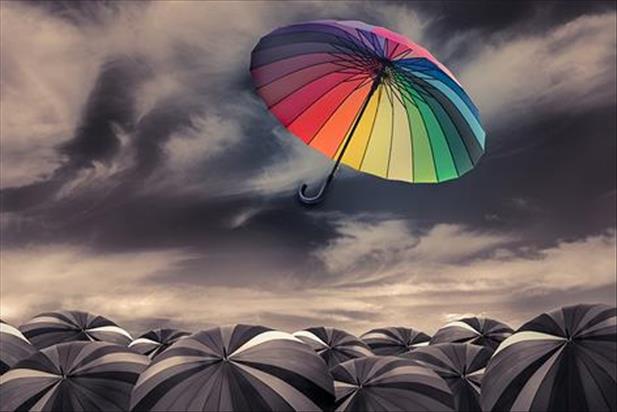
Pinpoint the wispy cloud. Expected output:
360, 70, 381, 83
2, 218, 613, 336
459, 12, 617, 127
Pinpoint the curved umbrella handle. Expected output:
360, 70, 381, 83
298, 174, 334, 205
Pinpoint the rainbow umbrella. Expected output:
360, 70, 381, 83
251, 20, 484, 203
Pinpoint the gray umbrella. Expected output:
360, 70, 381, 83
431, 317, 513, 350
129, 328, 190, 360
130, 324, 335, 411
0, 341, 149, 411
19, 310, 132, 349
0, 319, 37, 375
402, 343, 493, 411
331, 356, 455, 411
293, 327, 373, 368
361, 327, 431, 356
481, 303, 616, 412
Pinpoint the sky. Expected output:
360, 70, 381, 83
1, 1, 615, 337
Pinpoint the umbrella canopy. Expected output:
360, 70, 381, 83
0, 319, 37, 375
19, 310, 132, 349
431, 317, 513, 350
331, 356, 455, 411
481, 303, 616, 412
361, 326, 431, 356
0, 341, 149, 411
293, 327, 373, 368
402, 343, 493, 412
251, 20, 485, 203
130, 324, 335, 411
129, 328, 190, 360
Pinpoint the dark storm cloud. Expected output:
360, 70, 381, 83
61, 57, 149, 167
1, 0, 614, 252
25, 0, 144, 25
417, 1, 615, 35
1, 57, 148, 212
410, 1, 617, 64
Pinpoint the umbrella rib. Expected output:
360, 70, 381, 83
357, 86, 382, 171
283, 73, 370, 129
395, 74, 440, 181
266, 68, 360, 110
256, 56, 365, 91
306, 80, 371, 146
385, 83, 396, 178
322, 69, 384, 181
404, 72, 476, 168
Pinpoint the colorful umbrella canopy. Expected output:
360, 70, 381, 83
0, 319, 37, 375
431, 317, 513, 350
130, 324, 334, 411
129, 328, 190, 360
331, 356, 455, 411
402, 343, 493, 412
481, 303, 616, 412
0, 341, 149, 411
251, 20, 485, 203
361, 326, 431, 356
293, 327, 373, 368
19, 310, 133, 349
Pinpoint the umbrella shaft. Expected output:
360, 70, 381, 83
328, 70, 384, 180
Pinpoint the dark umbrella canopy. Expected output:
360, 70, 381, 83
20, 310, 132, 349
431, 317, 513, 350
0, 341, 149, 411
293, 327, 373, 368
130, 324, 335, 411
331, 356, 455, 411
0, 319, 37, 375
481, 303, 616, 412
361, 327, 431, 356
129, 328, 190, 360
402, 343, 493, 412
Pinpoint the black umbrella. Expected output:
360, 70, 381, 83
431, 317, 513, 350
361, 327, 431, 355
0, 341, 149, 411
20, 310, 132, 349
331, 356, 455, 411
402, 343, 493, 411
130, 324, 335, 411
481, 303, 616, 411
293, 327, 373, 368
129, 328, 190, 359
0, 319, 37, 375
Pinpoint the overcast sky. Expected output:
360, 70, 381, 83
1, 1, 615, 337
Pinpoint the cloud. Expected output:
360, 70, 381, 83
0, 1, 430, 197
0, 2, 615, 337
314, 217, 515, 276
0, 3, 102, 188
459, 12, 617, 127
1, 223, 614, 336
313, 217, 419, 274
310, 215, 615, 331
